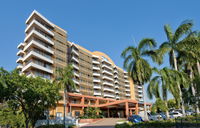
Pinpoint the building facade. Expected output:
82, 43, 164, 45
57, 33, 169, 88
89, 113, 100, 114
16, 10, 148, 118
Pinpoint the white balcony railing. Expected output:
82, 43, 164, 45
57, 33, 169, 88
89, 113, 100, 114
93, 78, 101, 83
72, 48, 79, 56
71, 56, 79, 63
23, 51, 53, 64
114, 80, 119, 84
104, 93, 115, 98
25, 19, 54, 36
125, 84, 130, 87
92, 60, 100, 65
126, 94, 131, 96
125, 89, 130, 92
102, 76, 113, 81
17, 50, 25, 56
74, 72, 79, 77
72, 64, 79, 70
102, 64, 113, 71
94, 84, 101, 89
17, 42, 25, 49
116, 96, 120, 99
94, 91, 101, 96
17, 64, 23, 69
115, 85, 119, 89
22, 62, 53, 74
16, 57, 23, 63
138, 85, 142, 89
93, 72, 100, 77
24, 40, 54, 54
93, 66, 100, 70
103, 81, 114, 87
102, 70, 113, 76
73, 78, 79, 85
24, 29, 54, 45
115, 90, 119, 94
104, 87, 114, 92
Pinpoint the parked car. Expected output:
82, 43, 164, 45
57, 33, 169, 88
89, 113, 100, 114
170, 112, 183, 118
160, 113, 167, 120
147, 113, 162, 121
128, 114, 144, 123
186, 110, 194, 116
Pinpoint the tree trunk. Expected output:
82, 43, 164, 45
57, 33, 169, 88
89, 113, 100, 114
142, 84, 148, 121
25, 119, 29, 128
63, 88, 67, 128
164, 100, 169, 119
195, 62, 200, 114
172, 50, 185, 116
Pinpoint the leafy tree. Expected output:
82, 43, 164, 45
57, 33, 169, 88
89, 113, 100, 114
0, 103, 25, 128
0, 68, 61, 128
167, 99, 179, 109
147, 67, 189, 118
121, 38, 157, 120
151, 98, 168, 114
157, 20, 193, 115
55, 65, 76, 127
81, 107, 102, 119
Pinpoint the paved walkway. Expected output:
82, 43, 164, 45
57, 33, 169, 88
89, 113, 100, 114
80, 118, 126, 128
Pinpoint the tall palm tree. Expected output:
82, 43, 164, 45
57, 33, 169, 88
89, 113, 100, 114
176, 33, 200, 114
158, 20, 193, 115
55, 65, 76, 128
147, 67, 189, 119
121, 38, 157, 120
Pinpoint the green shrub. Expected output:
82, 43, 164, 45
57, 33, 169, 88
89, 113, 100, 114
37, 124, 76, 128
115, 122, 131, 128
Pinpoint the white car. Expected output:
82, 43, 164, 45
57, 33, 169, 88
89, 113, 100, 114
170, 112, 183, 118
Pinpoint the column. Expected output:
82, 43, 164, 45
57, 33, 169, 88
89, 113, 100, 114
125, 102, 129, 118
135, 103, 138, 115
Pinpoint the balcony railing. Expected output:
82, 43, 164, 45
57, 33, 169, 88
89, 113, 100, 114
93, 78, 101, 83
103, 81, 114, 87
102, 76, 113, 81
104, 93, 115, 98
94, 84, 101, 89
104, 87, 114, 92
94, 91, 101, 96
102, 64, 113, 71
93, 66, 100, 70
72, 63, 79, 70
92, 60, 100, 65
102, 70, 113, 76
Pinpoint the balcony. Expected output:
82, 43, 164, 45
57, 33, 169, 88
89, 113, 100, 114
116, 96, 120, 99
102, 64, 113, 71
102, 76, 113, 81
125, 84, 130, 87
102, 70, 113, 76
115, 90, 119, 94
24, 29, 54, 45
73, 78, 79, 85
92, 60, 100, 65
124, 75, 128, 78
138, 89, 143, 93
16, 57, 23, 63
92, 55, 99, 58
71, 56, 79, 63
17, 43, 25, 49
104, 87, 114, 92
93, 66, 100, 70
138, 94, 143, 97
103, 81, 114, 87
17, 64, 23, 69
94, 84, 101, 89
102, 59, 112, 65
94, 91, 101, 96
72, 63, 79, 70
104, 93, 115, 98
114, 80, 119, 84
115, 85, 119, 89
72, 48, 79, 56
93, 72, 100, 77
126, 94, 131, 97
125, 89, 130, 92
125, 80, 129, 83
22, 62, 53, 74
93, 78, 101, 83
24, 40, 54, 54
114, 70, 118, 74
23, 51, 53, 64
138, 85, 142, 89
114, 75, 118, 78
74, 72, 79, 77
25, 19, 54, 36
17, 50, 25, 56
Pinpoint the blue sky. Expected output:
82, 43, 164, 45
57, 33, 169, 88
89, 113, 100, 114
0, 0, 200, 102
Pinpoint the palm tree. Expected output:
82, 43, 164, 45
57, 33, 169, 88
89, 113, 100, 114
121, 38, 157, 120
147, 67, 189, 119
55, 65, 76, 128
158, 20, 193, 115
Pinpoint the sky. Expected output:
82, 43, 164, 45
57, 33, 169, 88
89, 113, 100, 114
0, 0, 200, 103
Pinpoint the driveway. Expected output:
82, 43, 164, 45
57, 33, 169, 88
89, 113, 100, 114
80, 118, 126, 128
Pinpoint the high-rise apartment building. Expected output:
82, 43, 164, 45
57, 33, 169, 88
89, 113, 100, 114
16, 10, 148, 118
